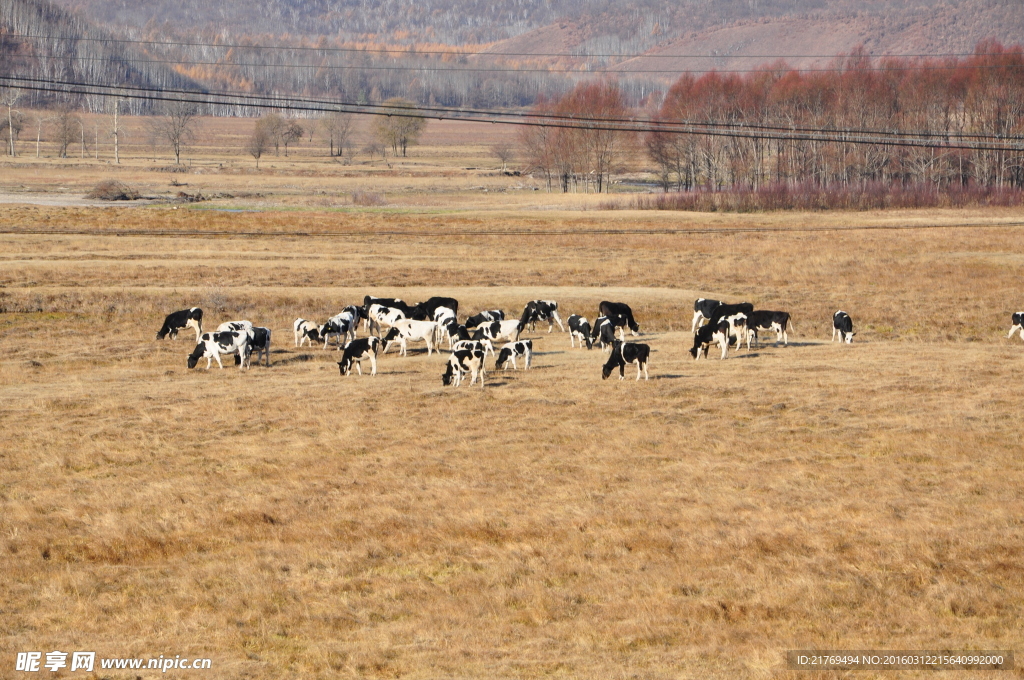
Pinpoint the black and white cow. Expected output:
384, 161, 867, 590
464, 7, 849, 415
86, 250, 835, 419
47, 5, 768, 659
465, 310, 504, 329
496, 340, 533, 370
567, 314, 593, 350
442, 348, 485, 387
217, 320, 253, 333
689, 320, 732, 360
441, 320, 472, 348
318, 320, 345, 349
452, 338, 494, 357
690, 298, 721, 333
598, 301, 639, 335
1008, 312, 1024, 341
337, 337, 381, 376
744, 310, 795, 347
366, 303, 408, 337
248, 326, 272, 367
322, 307, 360, 347
591, 315, 626, 349
832, 311, 855, 343
602, 341, 650, 380
412, 297, 460, 321
293, 318, 321, 347
472, 319, 521, 344
156, 307, 203, 341
381, 319, 439, 356
721, 312, 749, 351
188, 329, 252, 370
518, 300, 565, 333
362, 296, 414, 331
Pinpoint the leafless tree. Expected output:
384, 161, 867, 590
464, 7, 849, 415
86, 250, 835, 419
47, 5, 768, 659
247, 122, 271, 169
372, 98, 426, 157
154, 99, 200, 165
491, 142, 515, 172
52, 105, 79, 159
1, 89, 22, 156
281, 119, 303, 156
321, 112, 354, 157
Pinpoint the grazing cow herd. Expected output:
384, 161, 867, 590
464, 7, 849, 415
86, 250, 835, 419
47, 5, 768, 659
156, 292, 1024, 385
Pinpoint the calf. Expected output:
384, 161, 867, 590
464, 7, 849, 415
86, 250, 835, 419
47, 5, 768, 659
319, 320, 346, 349
519, 300, 565, 333
324, 307, 360, 346
156, 307, 203, 341
689, 320, 732, 360
337, 337, 381, 376
496, 340, 533, 370
465, 310, 504, 328
599, 301, 639, 335
442, 349, 485, 387
187, 329, 252, 370
832, 311, 855, 343
602, 340, 650, 380
381, 319, 439, 356
690, 298, 721, 333
472, 319, 521, 344
745, 310, 794, 347
293, 318, 321, 347
567, 314, 593, 349
1009, 312, 1024, 341
412, 296, 460, 321
441, 320, 471, 349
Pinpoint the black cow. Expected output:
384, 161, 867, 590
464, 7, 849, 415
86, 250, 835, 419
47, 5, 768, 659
707, 302, 753, 327
362, 296, 415, 318
518, 300, 565, 333
412, 297, 460, 321
598, 301, 639, 335
567, 314, 593, 349
832, 311, 855, 343
691, 298, 721, 333
745, 310, 795, 347
156, 307, 203, 341
1009, 312, 1024, 341
465, 310, 504, 328
338, 337, 381, 376
689, 320, 731, 360
602, 340, 650, 380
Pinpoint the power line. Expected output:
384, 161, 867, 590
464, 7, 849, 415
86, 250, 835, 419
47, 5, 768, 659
7, 52, 1024, 75
7, 32, 1023, 61
4, 73, 1019, 146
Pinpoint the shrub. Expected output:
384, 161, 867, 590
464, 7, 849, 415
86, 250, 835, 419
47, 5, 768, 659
86, 180, 141, 201
352, 190, 386, 206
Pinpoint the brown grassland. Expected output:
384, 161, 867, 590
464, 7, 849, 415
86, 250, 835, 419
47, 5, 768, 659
2, 115, 1024, 679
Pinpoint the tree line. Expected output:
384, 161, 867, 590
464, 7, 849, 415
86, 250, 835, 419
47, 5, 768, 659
519, 43, 1024, 193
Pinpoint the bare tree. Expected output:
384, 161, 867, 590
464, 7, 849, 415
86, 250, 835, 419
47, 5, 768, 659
372, 98, 426, 157
321, 112, 354, 157
110, 98, 126, 164
281, 119, 303, 156
154, 99, 200, 165
1, 89, 22, 156
490, 142, 515, 172
247, 121, 271, 169
52, 106, 80, 159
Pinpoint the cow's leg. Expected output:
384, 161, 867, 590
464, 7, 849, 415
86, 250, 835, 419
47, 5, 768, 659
355, 360, 362, 376
525, 351, 531, 369
831, 327, 838, 342
369, 354, 376, 376
213, 354, 223, 369
691, 312, 702, 334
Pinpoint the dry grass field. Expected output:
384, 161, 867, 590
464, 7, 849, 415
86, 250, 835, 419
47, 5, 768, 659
2, 123, 1024, 679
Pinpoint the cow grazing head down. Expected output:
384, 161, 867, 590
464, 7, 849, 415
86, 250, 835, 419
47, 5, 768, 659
832, 311, 856, 344
602, 341, 651, 380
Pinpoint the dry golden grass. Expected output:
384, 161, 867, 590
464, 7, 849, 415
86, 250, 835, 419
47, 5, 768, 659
2, 134, 1024, 678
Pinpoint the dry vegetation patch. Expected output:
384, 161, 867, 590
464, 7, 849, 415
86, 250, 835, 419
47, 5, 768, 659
2, 205, 1024, 679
